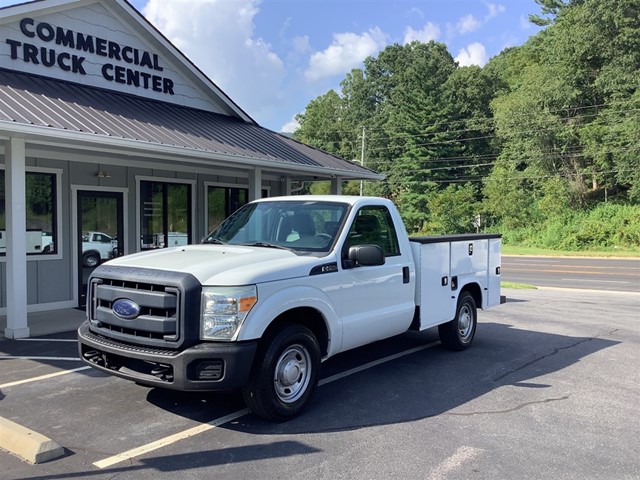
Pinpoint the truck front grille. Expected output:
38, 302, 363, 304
87, 266, 201, 349
92, 280, 179, 340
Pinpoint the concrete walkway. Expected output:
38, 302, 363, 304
0, 308, 86, 340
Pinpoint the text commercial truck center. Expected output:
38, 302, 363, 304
78, 195, 504, 421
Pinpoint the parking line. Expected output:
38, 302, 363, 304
0, 366, 92, 389
319, 340, 440, 386
16, 339, 77, 343
94, 339, 441, 469
1, 356, 81, 361
93, 409, 250, 469
429, 446, 483, 480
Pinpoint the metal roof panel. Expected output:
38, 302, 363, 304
0, 69, 379, 178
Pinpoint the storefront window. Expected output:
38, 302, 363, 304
207, 186, 248, 233
0, 170, 57, 256
140, 180, 191, 249
206, 186, 269, 233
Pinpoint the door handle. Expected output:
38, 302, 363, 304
402, 266, 410, 284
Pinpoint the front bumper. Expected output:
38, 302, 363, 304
77, 321, 257, 391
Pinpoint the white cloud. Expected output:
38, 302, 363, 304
457, 14, 481, 34
407, 7, 425, 20
142, 0, 285, 121
520, 14, 534, 30
404, 22, 440, 44
485, 3, 506, 20
292, 35, 311, 55
280, 116, 300, 134
304, 28, 388, 81
455, 42, 488, 66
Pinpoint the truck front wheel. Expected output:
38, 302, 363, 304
82, 252, 100, 268
242, 324, 320, 421
438, 292, 477, 351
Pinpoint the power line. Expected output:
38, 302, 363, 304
360, 144, 640, 167
379, 168, 637, 185
296, 102, 640, 141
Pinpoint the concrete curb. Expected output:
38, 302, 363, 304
0, 416, 65, 464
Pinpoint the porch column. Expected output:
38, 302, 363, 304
4, 137, 29, 339
248, 167, 262, 201
330, 176, 342, 195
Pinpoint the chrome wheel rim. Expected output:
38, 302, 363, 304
457, 304, 474, 342
274, 344, 311, 404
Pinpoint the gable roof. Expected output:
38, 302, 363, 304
0, 68, 382, 179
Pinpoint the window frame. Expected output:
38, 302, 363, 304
345, 205, 401, 258
0, 166, 63, 262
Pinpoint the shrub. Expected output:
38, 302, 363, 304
498, 203, 640, 251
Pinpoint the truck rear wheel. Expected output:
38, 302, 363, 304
438, 292, 477, 351
242, 324, 320, 421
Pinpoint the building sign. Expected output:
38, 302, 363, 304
5, 17, 175, 95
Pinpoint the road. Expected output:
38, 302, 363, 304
501, 255, 640, 292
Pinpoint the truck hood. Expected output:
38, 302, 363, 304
103, 245, 331, 285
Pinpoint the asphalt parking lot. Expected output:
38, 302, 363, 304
1, 287, 639, 480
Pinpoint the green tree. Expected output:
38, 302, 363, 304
486, 0, 640, 229
426, 184, 478, 234
293, 90, 345, 156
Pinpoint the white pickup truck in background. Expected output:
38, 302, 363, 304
82, 231, 117, 267
78, 195, 504, 420
0, 229, 53, 254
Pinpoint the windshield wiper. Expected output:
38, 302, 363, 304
240, 242, 292, 251
202, 238, 226, 245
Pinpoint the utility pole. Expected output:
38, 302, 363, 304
360, 126, 365, 196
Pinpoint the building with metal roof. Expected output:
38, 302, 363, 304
0, 0, 382, 338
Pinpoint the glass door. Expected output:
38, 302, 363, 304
77, 191, 123, 308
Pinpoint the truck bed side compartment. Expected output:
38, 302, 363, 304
410, 234, 502, 330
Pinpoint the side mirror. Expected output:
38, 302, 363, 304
347, 244, 385, 267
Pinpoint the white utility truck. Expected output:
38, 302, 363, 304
78, 196, 504, 420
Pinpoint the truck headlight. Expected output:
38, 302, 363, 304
201, 286, 257, 340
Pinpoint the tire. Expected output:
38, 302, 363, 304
438, 292, 477, 351
82, 252, 100, 268
242, 324, 321, 421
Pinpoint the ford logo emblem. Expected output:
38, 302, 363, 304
112, 299, 141, 319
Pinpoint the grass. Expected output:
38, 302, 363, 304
501, 282, 537, 289
502, 245, 640, 258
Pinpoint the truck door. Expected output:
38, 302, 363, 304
338, 206, 415, 351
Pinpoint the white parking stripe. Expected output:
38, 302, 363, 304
16, 338, 77, 343
0, 366, 91, 389
1, 356, 81, 361
429, 446, 483, 480
93, 409, 250, 469
94, 339, 442, 469
319, 340, 440, 386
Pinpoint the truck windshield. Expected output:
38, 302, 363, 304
203, 200, 349, 255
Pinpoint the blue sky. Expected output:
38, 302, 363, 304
1, 0, 544, 132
